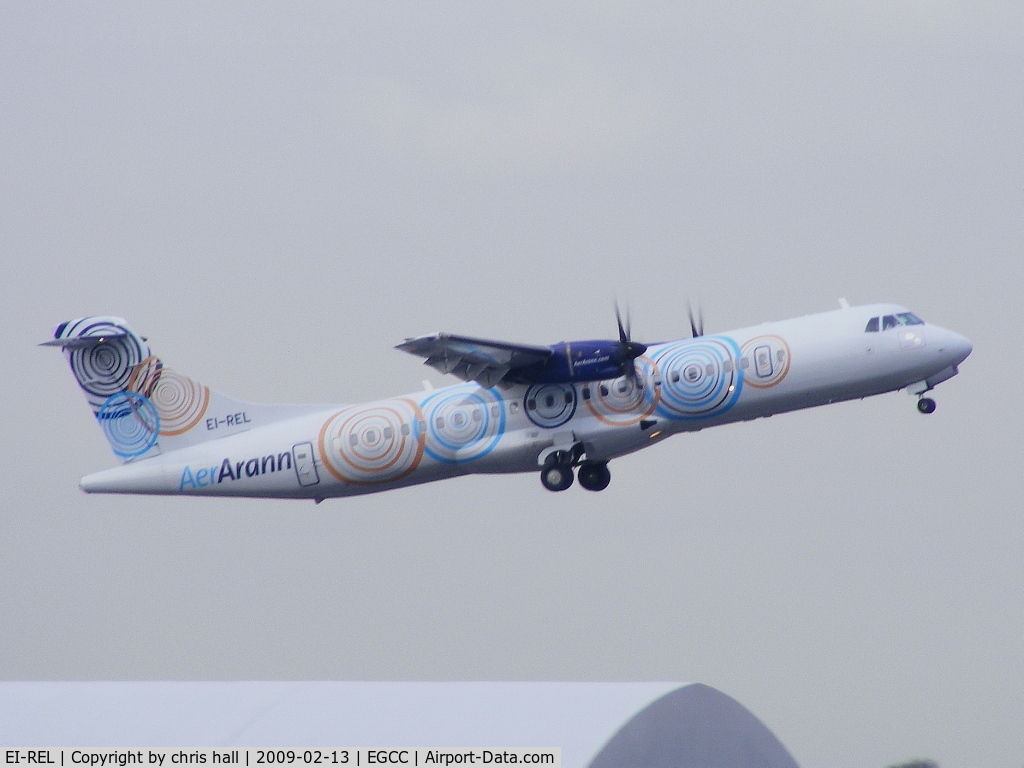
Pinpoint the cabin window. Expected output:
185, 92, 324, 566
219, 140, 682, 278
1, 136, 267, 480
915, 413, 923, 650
400, 423, 410, 436
472, 408, 482, 422
600, 384, 610, 396
349, 434, 359, 447
564, 391, 573, 404
382, 426, 393, 439
865, 317, 879, 332
723, 359, 734, 372
882, 315, 898, 330
705, 363, 715, 375
435, 417, 445, 429
739, 357, 750, 369
776, 350, 785, 362
527, 398, 537, 410
491, 405, 500, 417
671, 371, 680, 383
544, 394, 555, 408
582, 387, 590, 400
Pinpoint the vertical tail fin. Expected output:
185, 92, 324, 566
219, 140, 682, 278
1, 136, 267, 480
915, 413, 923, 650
41, 316, 208, 461
43, 316, 327, 462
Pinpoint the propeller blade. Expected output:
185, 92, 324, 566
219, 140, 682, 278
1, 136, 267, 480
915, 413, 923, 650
687, 301, 704, 338
612, 301, 647, 381
615, 299, 628, 343
626, 361, 641, 388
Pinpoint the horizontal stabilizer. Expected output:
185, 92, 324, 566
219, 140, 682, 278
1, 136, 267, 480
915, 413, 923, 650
39, 331, 129, 349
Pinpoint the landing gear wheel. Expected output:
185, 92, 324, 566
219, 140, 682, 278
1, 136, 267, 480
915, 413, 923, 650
541, 463, 574, 492
917, 397, 936, 414
577, 462, 611, 492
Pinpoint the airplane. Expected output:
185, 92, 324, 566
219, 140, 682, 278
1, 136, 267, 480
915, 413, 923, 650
42, 302, 972, 500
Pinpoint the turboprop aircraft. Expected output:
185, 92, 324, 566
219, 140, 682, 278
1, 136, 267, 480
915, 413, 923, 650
43, 302, 972, 500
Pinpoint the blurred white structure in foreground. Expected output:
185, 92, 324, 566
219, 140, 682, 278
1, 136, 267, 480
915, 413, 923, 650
0, 682, 797, 768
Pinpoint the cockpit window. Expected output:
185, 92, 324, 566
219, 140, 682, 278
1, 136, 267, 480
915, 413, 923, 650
882, 315, 899, 330
864, 317, 879, 333
896, 312, 924, 326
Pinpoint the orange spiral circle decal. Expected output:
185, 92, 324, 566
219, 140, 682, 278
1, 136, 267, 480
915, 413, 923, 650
127, 356, 163, 398
584, 358, 659, 426
318, 399, 425, 485
150, 370, 210, 435
740, 335, 791, 389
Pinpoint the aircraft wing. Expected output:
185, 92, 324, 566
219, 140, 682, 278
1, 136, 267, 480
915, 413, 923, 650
396, 333, 552, 388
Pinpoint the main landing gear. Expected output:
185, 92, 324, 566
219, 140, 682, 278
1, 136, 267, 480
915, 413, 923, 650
540, 451, 611, 492
577, 462, 611, 492
540, 462, 574, 492
917, 397, 937, 414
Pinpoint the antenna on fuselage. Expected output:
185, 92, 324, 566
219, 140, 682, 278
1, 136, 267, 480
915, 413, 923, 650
838, 297, 850, 309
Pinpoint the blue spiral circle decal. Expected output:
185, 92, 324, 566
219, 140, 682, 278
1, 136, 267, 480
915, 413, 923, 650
652, 337, 742, 420
421, 386, 506, 463
97, 392, 160, 458
524, 383, 577, 429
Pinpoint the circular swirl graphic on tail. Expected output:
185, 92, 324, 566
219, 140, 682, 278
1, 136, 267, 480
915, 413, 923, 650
318, 399, 425, 485
65, 320, 148, 410
421, 387, 506, 463
584, 359, 658, 426
97, 392, 160, 458
524, 383, 577, 429
127, 356, 163, 398
740, 335, 791, 389
653, 337, 742, 420
149, 370, 210, 435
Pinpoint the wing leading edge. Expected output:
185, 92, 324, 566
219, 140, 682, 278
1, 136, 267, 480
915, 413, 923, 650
396, 333, 552, 388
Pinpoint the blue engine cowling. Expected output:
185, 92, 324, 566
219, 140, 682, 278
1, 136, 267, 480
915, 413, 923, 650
514, 339, 646, 384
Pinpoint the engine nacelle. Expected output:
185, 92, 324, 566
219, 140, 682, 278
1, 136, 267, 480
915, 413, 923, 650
515, 339, 646, 384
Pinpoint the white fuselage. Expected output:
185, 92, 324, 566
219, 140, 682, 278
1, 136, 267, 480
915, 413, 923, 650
79, 304, 973, 500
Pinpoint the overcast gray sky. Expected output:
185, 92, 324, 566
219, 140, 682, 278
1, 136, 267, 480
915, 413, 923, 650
1, 2, 1022, 767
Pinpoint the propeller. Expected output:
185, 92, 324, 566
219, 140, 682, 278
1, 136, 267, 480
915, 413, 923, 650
613, 301, 648, 384
687, 300, 704, 338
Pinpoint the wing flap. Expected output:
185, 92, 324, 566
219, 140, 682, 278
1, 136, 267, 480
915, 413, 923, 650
397, 333, 551, 386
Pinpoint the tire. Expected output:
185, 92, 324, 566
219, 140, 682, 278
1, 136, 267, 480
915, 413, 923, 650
541, 463, 574, 492
578, 462, 611, 492
917, 397, 936, 414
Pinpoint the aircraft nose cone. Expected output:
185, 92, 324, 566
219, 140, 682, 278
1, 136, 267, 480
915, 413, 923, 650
951, 333, 973, 365
939, 329, 972, 364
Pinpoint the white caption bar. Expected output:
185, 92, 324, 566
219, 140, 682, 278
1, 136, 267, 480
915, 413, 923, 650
2, 751, 560, 768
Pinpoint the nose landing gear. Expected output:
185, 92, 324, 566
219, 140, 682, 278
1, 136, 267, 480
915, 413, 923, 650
917, 397, 936, 414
